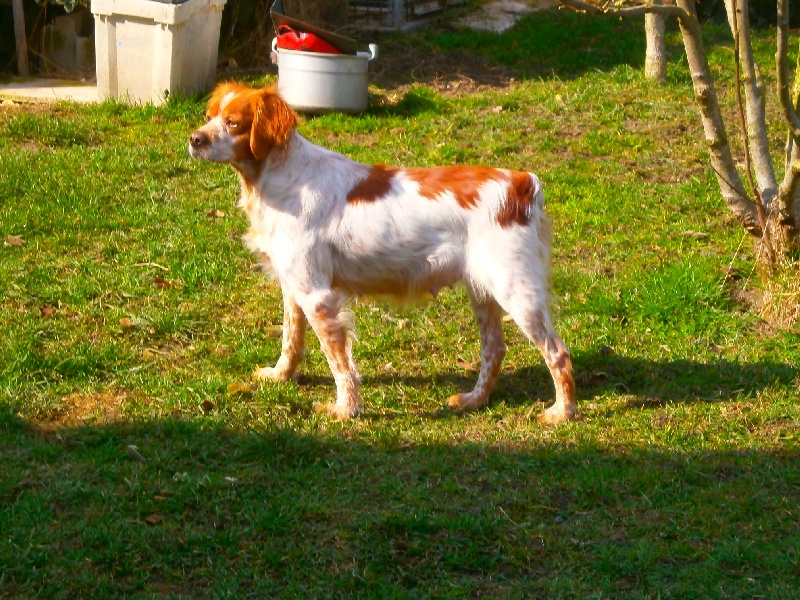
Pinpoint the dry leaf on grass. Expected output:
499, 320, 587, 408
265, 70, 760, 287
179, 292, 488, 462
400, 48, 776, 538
587, 372, 609, 386
227, 383, 254, 397
126, 445, 146, 462
142, 347, 170, 359
5, 235, 24, 247
456, 356, 477, 371
153, 277, 174, 289
144, 514, 164, 526
681, 230, 709, 240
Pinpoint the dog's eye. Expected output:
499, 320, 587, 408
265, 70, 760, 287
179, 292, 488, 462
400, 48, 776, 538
226, 120, 239, 131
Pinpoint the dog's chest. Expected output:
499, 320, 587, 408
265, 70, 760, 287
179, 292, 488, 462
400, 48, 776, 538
239, 193, 288, 273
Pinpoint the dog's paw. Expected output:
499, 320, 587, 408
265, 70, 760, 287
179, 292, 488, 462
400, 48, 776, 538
313, 401, 362, 421
536, 403, 578, 425
446, 393, 481, 412
253, 366, 290, 382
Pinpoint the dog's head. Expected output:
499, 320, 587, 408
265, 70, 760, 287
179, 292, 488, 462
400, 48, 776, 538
189, 83, 298, 168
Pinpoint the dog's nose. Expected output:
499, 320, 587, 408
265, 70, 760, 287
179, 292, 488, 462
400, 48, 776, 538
190, 131, 209, 147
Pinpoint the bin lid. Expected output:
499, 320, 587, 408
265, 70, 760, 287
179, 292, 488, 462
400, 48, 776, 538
270, 0, 359, 55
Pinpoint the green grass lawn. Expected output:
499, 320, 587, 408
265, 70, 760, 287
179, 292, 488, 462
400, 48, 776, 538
1, 10, 799, 598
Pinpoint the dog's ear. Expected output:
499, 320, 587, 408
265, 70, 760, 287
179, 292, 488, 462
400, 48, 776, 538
251, 89, 298, 160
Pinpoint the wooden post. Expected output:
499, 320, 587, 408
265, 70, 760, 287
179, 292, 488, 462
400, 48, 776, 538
391, 0, 403, 28
12, 0, 30, 76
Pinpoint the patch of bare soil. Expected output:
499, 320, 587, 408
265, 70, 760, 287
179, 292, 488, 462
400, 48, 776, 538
368, 35, 519, 95
0, 98, 72, 116
34, 390, 128, 432
728, 281, 762, 313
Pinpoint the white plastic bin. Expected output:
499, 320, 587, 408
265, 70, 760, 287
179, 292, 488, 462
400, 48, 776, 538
92, 0, 227, 105
271, 38, 378, 114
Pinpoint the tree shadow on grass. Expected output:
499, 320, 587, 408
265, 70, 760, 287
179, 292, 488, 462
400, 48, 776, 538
1, 403, 798, 598
567, 349, 799, 410
498, 350, 800, 412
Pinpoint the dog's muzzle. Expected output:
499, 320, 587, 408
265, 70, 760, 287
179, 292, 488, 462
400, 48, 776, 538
189, 130, 213, 159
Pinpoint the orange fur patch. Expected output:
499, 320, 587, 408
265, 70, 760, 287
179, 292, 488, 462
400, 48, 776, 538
250, 89, 297, 160
497, 171, 534, 228
206, 81, 252, 120
346, 164, 398, 204
406, 166, 501, 209
219, 93, 258, 164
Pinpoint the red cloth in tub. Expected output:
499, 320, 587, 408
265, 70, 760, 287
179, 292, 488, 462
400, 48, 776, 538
276, 25, 343, 54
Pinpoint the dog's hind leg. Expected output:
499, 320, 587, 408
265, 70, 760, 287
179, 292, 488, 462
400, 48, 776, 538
447, 294, 507, 412
254, 291, 308, 382
505, 300, 576, 424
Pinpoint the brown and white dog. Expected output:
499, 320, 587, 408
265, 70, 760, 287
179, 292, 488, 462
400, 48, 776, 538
189, 82, 576, 422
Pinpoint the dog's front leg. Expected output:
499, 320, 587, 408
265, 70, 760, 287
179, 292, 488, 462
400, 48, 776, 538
254, 291, 308, 382
299, 290, 362, 420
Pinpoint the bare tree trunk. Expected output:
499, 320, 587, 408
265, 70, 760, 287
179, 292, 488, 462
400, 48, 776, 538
723, 0, 778, 207
645, 0, 667, 82
775, 0, 800, 253
674, 0, 762, 236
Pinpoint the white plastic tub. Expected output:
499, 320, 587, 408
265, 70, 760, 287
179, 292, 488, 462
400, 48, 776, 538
271, 39, 378, 114
92, 0, 227, 105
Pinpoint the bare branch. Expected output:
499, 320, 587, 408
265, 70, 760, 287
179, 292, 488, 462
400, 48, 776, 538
777, 0, 800, 138
777, 0, 800, 227
777, 151, 800, 210
778, 49, 800, 230
728, 0, 774, 261
558, 0, 689, 19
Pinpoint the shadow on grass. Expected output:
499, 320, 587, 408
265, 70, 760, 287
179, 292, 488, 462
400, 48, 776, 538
506, 350, 799, 412
292, 349, 796, 419
568, 350, 799, 409
373, 351, 797, 407
1, 404, 798, 597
